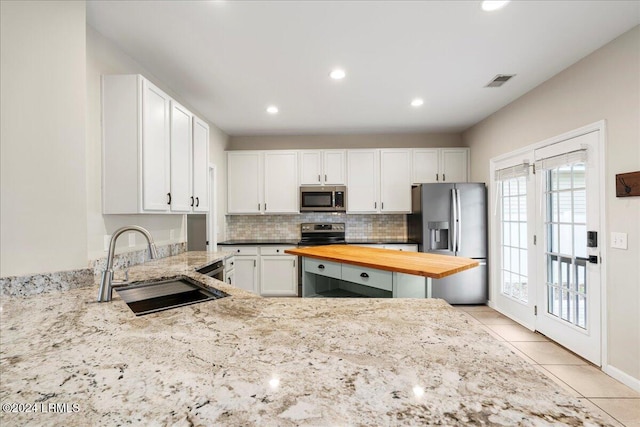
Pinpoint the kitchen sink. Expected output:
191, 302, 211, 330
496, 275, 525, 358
115, 276, 229, 316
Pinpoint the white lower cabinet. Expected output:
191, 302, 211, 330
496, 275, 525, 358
223, 246, 297, 296
224, 257, 235, 286
260, 249, 297, 296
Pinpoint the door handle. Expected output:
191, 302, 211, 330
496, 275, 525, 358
456, 188, 462, 252
451, 188, 457, 252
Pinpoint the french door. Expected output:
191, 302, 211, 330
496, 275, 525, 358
493, 127, 603, 365
534, 131, 602, 365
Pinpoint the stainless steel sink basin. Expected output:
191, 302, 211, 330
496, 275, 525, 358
115, 276, 228, 316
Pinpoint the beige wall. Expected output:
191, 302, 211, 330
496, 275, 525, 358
0, 1, 88, 276
229, 132, 463, 151
463, 26, 640, 383
86, 27, 229, 260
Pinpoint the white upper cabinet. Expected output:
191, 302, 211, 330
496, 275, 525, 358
347, 149, 379, 213
227, 150, 298, 214
227, 151, 263, 214
380, 149, 411, 213
347, 149, 411, 214
411, 148, 469, 183
192, 117, 210, 212
102, 74, 210, 214
264, 151, 299, 213
299, 149, 345, 185
169, 101, 193, 212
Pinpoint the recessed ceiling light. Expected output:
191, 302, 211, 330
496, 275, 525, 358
266, 105, 279, 114
481, 1, 510, 12
411, 98, 424, 107
329, 69, 346, 80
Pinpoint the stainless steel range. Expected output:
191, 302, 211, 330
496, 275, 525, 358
298, 222, 346, 247
297, 222, 346, 295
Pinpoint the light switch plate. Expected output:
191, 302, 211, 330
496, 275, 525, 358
128, 232, 135, 247
611, 232, 628, 250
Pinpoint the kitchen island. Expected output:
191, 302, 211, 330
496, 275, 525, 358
0, 252, 611, 426
287, 245, 479, 298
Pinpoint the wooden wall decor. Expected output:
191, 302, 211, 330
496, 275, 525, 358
616, 171, 640, 197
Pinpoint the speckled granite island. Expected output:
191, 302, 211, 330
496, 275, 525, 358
0, 252, 612, 426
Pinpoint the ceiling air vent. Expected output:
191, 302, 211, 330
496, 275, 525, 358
485, 74, 515, 87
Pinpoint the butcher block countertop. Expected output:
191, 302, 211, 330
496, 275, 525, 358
286, 245, 478, 279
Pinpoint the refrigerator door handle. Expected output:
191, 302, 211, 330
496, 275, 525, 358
456, 188, 462, 252
451, 188, 457, 252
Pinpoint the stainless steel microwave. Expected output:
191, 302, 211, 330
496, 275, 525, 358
300, 186, 346, 212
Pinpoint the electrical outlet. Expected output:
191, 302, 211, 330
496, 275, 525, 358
128, 232, 135, 247
611, 232, 628, 250
104, 235, 111, 251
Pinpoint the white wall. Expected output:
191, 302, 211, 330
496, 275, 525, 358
0, 1, 88, 276
86, 27, 229, 260
463, 26, 640, 384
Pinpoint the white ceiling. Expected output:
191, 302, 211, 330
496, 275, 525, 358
87, 1, 640, 136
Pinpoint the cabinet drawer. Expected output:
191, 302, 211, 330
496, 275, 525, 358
342, 264, 392, 292
384, 244, 418, 252
304, 258, 341, 279
260, 246, 296, 256
224, 246, 258, 256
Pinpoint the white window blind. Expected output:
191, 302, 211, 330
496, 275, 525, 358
534, 149, 587, 171
494, 162, 530, 181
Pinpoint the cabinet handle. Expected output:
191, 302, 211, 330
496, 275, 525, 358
360, 272, 369, 278
230, 261, 234, 266
167, 192, 171, 205
264, 203, 267, 211
436, 174, 439, 182
325, 174, 327, 182
293, 259, 296, 268
276, 249, 280, 253
190, 196, 194, 207
195, 197, 199, 207
443, 174, 446, 181
258, 203, 260, 210
374, 202, 377, 209
381, 202, 384, 210
227, 277, 231, 284
237, 249, 241, 253
253, 260, 256, 267
318, 264, 325, 270
318, 174, 321, 182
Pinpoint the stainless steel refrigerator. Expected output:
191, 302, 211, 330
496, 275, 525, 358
408, 183, 488, 304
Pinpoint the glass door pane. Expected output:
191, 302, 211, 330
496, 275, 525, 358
544, 163, 587, 329
500, 176, 528, 303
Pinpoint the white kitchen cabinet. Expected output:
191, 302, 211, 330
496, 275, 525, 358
102, 74, 208, 214
347, 149, 411, 214
227, 151, 298, 214
225, 246, 259, 294
227, 151, 262, 214
299, 150, 346, 185
169, 100, 193, 212
346, 149, 379, 213
192, 117, 210, 212
412, 148, 469, 184
380, 149, 411, 213
260, 246, 297, 296
264, 151, 299, 213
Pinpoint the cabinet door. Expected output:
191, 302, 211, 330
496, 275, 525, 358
264, 151, 298, 213
192, 118, 209, 212
260, 255, 297, 296
323, 150, 346, 185
227, 152, 262, 214
299, 150, 322, 185
380, 149, 411, 213
233, 256, 258, 294
141, 79, 171, 211
224, 269, 235, 286
347, 150, 379, 213
440, 148, 469, 182
169, 101, 193, 212
412, 148, 440, 184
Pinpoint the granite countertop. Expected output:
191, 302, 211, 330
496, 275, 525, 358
0, 252, 612, 426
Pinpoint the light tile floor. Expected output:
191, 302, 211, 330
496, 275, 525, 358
454, 304, 640, 427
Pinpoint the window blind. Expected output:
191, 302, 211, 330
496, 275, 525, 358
494, 162, 530, 181
534, 149, 587, 171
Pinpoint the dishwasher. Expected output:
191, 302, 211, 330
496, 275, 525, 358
196, 260, 224, 281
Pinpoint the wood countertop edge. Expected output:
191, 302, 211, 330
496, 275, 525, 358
284, 249, 479, 279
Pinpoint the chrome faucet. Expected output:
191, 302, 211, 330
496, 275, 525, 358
97, 225, 159, 302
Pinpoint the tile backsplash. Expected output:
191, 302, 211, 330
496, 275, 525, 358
225, 213, 407, 241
